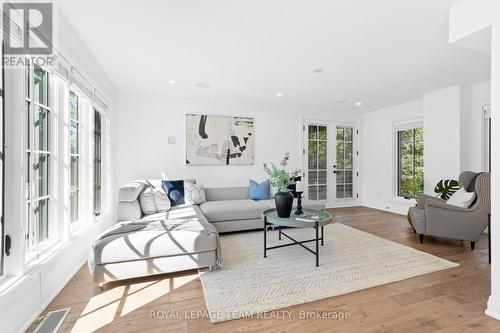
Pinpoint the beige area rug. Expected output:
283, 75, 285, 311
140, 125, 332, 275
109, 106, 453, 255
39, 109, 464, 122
199, 223, 459, 323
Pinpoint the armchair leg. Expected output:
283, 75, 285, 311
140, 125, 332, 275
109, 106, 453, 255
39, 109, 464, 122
419, 234, 424, 244
471, 241, 475, 251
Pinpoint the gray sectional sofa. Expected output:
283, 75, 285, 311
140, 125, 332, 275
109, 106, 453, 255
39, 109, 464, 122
89, 179, 325, 285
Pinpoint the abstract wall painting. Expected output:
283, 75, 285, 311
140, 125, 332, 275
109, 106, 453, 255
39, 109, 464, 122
185, 114, 254, 165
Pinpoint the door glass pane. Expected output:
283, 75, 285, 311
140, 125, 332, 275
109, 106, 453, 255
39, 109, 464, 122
318, 141, 327, 169
345, 128, 353, 141
308, 186, 318, 200
345, 184, 353, 198
318, 185, 327, 200
336, 185, 345, 199
336, 142, 344, 169
318, 171, 327, 185
336, 171, 345, 184
308, 171, 317, 185
308, 125, 317, 140
308, 140, 317, 169
336, 127, 344, 141
318, 126, 327, 140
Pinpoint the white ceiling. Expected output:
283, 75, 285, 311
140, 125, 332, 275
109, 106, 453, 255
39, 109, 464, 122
57, 0, 491, 112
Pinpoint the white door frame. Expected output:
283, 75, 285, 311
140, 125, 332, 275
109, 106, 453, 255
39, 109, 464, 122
483, 104, 491, 172
301, 118, 361, 208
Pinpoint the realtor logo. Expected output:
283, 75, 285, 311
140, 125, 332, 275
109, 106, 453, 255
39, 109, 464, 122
3, 2, 53, 55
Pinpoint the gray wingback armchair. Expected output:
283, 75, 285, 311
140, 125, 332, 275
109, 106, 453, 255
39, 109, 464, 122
408, 171, 491, 250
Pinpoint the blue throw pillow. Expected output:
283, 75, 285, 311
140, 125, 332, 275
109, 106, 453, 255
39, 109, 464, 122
249, 179, 269, 200
161, 180, 185, 206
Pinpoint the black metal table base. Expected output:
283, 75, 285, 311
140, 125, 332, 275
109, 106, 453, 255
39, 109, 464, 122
264, 217, 324, 267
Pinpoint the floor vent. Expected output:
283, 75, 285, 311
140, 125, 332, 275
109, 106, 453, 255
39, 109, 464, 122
33, 308, 71, 333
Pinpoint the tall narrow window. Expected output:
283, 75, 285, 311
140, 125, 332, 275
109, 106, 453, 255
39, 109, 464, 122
69, 91, 79, 223
25, 63, 51, 249
397, 127, 424, 198
93, 109, 102, 216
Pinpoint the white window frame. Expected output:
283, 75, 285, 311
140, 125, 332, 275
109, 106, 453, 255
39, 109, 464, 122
93, 108, 103, 217
24, 62, 55, 255
393, 118, 424, 199
69, 90, 80, 225
68, 87, 92, 233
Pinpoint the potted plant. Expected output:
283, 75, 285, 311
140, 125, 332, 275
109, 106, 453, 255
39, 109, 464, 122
263, 153, 301, 218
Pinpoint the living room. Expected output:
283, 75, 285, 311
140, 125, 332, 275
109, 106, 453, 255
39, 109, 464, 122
1, 0, 500, 332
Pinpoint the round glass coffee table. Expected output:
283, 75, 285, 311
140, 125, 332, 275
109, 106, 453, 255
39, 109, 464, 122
262, 208, 333, 267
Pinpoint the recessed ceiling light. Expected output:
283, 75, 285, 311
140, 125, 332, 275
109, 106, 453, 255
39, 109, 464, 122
355, 102, 363, 106
196, 82, 211, 88
169, 80, 177, 84
276, 92, 283, 97
313, 68, 324, 74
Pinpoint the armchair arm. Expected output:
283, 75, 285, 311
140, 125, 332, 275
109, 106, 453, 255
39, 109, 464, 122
416, 194, 442, 209
425, 199, 471, 212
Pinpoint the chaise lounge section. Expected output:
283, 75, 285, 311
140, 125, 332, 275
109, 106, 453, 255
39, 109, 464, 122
89, 179, 325, 285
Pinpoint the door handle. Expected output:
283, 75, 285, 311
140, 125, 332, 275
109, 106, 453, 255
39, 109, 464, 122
5, 235, 11, 256
333, 171, 337, 174
333, 165, 337, 168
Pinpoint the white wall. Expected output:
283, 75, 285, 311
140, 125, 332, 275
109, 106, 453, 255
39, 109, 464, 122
467, 81, 491, 171
114, 92, 360, 191
422, 86, 462, 193
360, 100, 423, 214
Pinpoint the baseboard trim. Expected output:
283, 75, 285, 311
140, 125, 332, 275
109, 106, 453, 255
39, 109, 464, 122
486, 295, 500, 321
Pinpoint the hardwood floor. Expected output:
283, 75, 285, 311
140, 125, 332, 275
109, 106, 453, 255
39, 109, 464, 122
27, 207, 499, 333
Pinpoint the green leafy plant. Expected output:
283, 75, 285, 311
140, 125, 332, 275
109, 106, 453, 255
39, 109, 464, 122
263, 153, 301, 193
434, 179, 460, 200
400, 177, 423, 199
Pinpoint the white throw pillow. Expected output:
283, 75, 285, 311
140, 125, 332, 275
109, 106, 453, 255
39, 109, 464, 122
446, 187, 476, 208
185, 181, 207, 205
139, 187, 171, 215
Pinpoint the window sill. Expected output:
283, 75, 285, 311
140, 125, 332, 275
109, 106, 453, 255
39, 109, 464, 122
392, 196, 417, 204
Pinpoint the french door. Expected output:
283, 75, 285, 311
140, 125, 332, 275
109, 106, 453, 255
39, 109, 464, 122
304, 121, 358, 207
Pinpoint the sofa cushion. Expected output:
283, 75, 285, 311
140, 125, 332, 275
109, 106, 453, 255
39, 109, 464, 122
93, 205, 217, 265
200, 199, 266, 222
119, 181, 147, 202
204, 187, 249, 201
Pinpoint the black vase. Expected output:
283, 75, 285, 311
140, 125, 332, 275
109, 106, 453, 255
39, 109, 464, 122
274, 191, 294, 218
